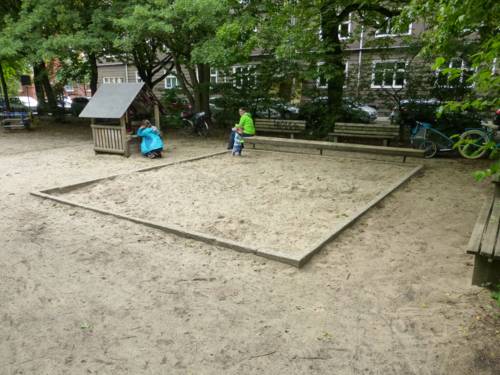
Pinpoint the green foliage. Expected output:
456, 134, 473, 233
407, 0, 500, 111
492, 285, 500, 308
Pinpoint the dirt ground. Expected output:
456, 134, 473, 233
0, 122, 499, 375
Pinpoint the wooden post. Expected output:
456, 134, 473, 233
154, 103, 160, 129
121, 115, 130, 157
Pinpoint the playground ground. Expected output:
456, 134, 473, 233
0, 122, 499, 374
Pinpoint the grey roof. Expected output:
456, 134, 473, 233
79, 83, 145, 119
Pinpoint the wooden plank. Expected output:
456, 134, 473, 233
330, 133, 396, 139
332, 130, 398, 135
467, 192, 495, 254
335, 122, 398, 129
333, 126, 398, 132
246, 136, 424, 157
480, 191, 500, 258
256, 128, 303, 133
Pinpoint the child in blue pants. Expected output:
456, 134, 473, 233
232, 128, 244, 156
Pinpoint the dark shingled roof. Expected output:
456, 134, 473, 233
79, 83, 145, 119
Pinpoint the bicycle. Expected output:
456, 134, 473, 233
410, 121, 455, 158
456, 122, 499, 159
180, 111, 209, 137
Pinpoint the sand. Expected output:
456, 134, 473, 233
0, 122, 499, 375
53, 152, 415, 256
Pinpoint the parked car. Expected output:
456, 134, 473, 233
390, 99, 482, 134
342, 97, 377, 123
299, 96, 378, 124
57, 96, 72, 111
17, 96, 38, 112
70, 96, 90, 116
0, 96, 32, 113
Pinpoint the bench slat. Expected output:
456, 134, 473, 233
257, 129, 303, 133
467, 192, 496, 254
255, 119, 306, 133
479, 188, 500, 258
330, 133, 397, 139
335, 125, 398, 130
332, 129, 398, 135
334, 126, 398, 132
255, 121, 305, 125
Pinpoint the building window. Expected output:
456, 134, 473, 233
210, 68, 228, 84
232, 65, 256, 88
375, 18, 412, 38
317, 62, 349, 88
164, 74, 178, 89
102, 77, 124, 84
135, 71, 143, 83
371, 61, 406, 88
338, 14, 352, 40
435, 59, 474, 87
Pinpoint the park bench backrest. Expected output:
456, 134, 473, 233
255, 119, 306, 134
333, 123, 399, 137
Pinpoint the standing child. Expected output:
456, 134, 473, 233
232, 127, 244, 156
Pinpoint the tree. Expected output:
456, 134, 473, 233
117, 0, 232, 114
205, 0, 407, 126
407, 0, 499, 110
0, 0, 23, 110
114, 0, 175, 91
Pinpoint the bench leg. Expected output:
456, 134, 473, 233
319, 148, 323, 156
383, 139, 388, 147
471, 255, 500, 286
290, 134, 294, 139
333, 136, 338, 143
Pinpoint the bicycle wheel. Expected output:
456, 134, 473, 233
197, 121, 209, 137
418, 140, 438, 158
457, 129, 489, 159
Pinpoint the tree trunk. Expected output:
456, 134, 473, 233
33, 62, 47, 113
197, 63, 210, 115
39, 61, 58, 114
89, 52, 98, 95
0, 63, 11, 111
320, 5, 345, 129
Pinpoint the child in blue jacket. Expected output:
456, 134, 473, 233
137, 120, 164, 158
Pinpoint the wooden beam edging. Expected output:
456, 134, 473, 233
29, 190, 301, 267
295, 164, 424, 267
39, 150, 229, 195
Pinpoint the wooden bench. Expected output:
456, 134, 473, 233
467, 183, 500, 286
1, 116, 31, 130
254, 119, 306, 139
245, 136, 424, 161
329, 122, 399, 146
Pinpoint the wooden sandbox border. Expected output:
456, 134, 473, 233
31, 150, 423, 267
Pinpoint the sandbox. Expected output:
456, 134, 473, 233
32, 150, 422, 266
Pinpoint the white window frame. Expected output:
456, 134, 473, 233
232, 65, 256, 88
102, 77, 124, 84
375, 18, 412, 38
316, 62, 349, 88
135, 71, 143, 83
164, 73, 178, 89
435, 59, 475, 88
371, 60, 407, 89
338, 14, 352, 40
210, 68, 228, 84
